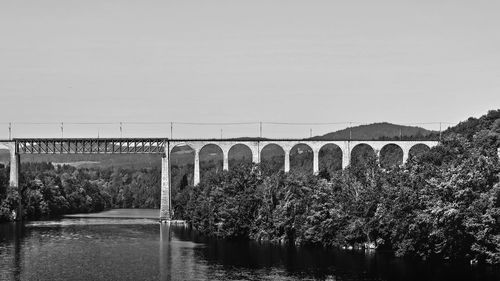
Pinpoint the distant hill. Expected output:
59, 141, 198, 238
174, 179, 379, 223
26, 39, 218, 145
311, 122, 437, 141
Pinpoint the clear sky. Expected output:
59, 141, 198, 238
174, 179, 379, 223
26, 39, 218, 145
0, 0, 499, 138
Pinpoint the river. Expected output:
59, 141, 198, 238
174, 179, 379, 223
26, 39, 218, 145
0, 209, 499, 281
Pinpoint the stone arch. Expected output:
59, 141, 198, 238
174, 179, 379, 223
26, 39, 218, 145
318, 143, 343, 177
409, 143, 431, 159
199, 144, 224, 179
170, 144, 195, 189
350, 143, 376, 167
228, 143, 253, 170
379, 143, 404, 168
290, 143, 313, 174
170, 143, 195, 153
260, 143, 285, 173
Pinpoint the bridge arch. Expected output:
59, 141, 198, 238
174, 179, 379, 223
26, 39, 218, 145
409, 143, 431, 159
350, 143, 376, 167
379, 143, 404, 168
170, 144, 195, 193
228, 143, 253, 169
260, 143, 285, 173
199, 144, 224, 180
318, 143, 343, 177
290, 143, 313, 174
170, 143, 195, 153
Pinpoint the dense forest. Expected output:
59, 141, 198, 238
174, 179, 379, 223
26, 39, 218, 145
175, 109, 500, 264
0, 110, 498, 264
0, 164, 162, 221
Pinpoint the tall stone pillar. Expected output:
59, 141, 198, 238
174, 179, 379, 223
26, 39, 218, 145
252, 152, 260, 164
257, 142, 261, 164
252, 144, 260, 164
313, 149, 319, 174
223, 148, 229, 171
8, 143, 21, 221
160, 153, 171, 221
342, 141, 350, 170
284, 150, 290, 172
9, 149, 19, 188
402, 149, 409, 164
194, 149, 200, 185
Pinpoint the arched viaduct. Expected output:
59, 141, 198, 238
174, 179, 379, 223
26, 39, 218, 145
167, 140, 437, 185
0, 138, 438, 222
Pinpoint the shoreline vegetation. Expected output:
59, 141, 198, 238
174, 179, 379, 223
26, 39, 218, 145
174, 109, 500, 265
0, 110, 499, 265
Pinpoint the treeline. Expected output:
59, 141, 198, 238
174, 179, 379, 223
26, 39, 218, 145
174, 110, 500, 264
0, 164, 161, 221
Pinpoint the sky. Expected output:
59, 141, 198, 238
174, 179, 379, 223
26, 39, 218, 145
0, 0, 499, 138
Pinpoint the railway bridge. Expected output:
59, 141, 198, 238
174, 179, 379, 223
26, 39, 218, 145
0, 138, 438, 221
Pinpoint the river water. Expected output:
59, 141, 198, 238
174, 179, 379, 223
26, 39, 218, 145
0, 210, 499, 281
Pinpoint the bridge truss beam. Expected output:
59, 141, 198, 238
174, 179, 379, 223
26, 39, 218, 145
15, 138, 166, 154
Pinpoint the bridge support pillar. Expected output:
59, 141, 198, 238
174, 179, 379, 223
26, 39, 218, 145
284, 150, 290, 172
252, 153, 259, 164
342, 142, 350, 170
160, 154, 171, 221
223, 149, 229, 171
8, 143, 22, 221
9, 150, 19, 188
194, 149, 200, 185
402, 149, 409, 164
313, 150, 319, 174
255, 143, 261, 164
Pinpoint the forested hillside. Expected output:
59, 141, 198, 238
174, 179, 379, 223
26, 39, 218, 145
311, 122, 437, 140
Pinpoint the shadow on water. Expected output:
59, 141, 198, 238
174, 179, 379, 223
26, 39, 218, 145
164, 224, 500, 281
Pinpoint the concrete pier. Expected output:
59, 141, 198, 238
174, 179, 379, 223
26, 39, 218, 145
159, 154, 171, 221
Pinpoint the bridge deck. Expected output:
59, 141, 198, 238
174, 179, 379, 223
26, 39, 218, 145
7, 137, 438, 142
0, 137, 439, 154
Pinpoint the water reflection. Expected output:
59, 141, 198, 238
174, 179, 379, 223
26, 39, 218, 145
12, 224, 22, 281
0, 223, 24, 281
159, 224, 170, 281
0, 218, 499, 281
